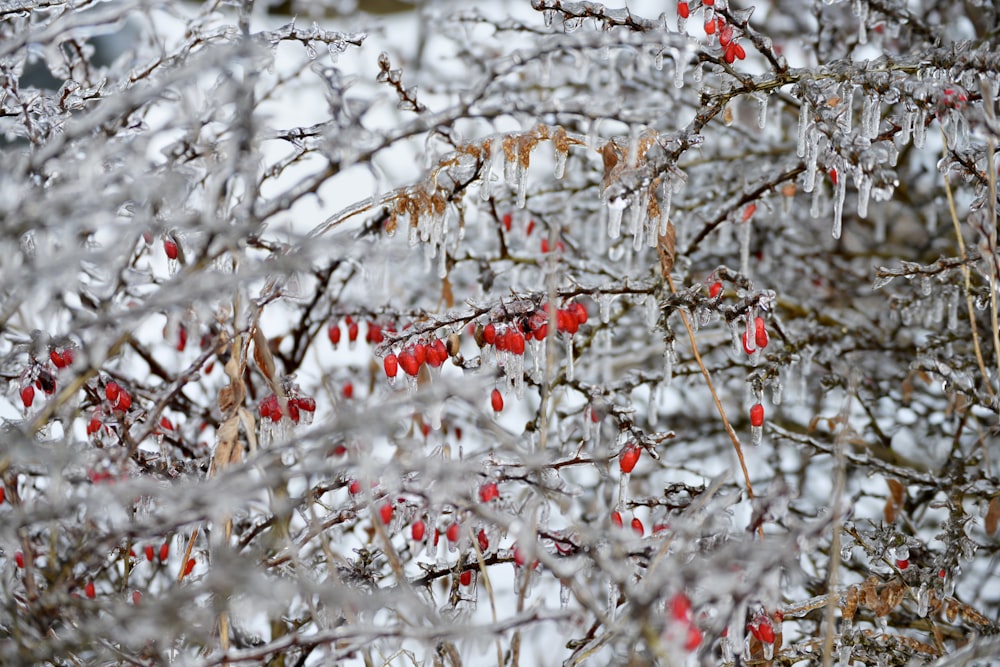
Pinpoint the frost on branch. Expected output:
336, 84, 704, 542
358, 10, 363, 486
2, 1, 1000, 665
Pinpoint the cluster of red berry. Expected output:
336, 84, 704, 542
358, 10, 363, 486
328, 315, 389, 348
258, 394, 317, 424
678, 1, 747, 64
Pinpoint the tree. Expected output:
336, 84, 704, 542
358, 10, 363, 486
2, 0, 999, 664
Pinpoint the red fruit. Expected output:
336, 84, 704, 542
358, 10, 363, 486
611, 511, 623, 528
0, 487, 4, 504
145, 544, 155, 562
398, 351, 419, 376
384, 353, 399, 378
479, 482, 499, 503
36, 370, 56, 394
446, 523, 461, 543
742, 330, 755, 355
540, 238, 549, 253
428, 339, 448, 367
411, 520, 426, 541
347, 320, 359, 342
526, 219, 536, 235
685, 625, 702, 651
670, 593, 692, 621
478, 528, 489, 552
631, 517, 644, 535
14, 552, 24, 568
509, 331, 525, 355
829, 168, 838, 185
159, 542, 169, 562
459, 570, 473, 586
85, 581, 96, 599
132, 590, 142, 605
483, 323, 497, 345
742, 203, 757, 222
513, 546, 526, 567
719, 22, 734, 48
896, 559, 909, 570
160, 416, 174, 431
366, 322, 383, 344
756, 619, 775, 643
177, 326, 187, 352
328, 324, 342, 346
297, 396, 316, 413
502, 213, 513, 231
164, 239, 178, 260
491, 388, 504, 413
87, 416, 102, 435
677, 1, 689, 19
105, 382, 120, 403
434, 529, 440, 546
754, 316, 768, 349
378, 502, 394, 525
724, 42, 737, 64
703, 0, 713, 5
620, 445, 641, 474
750, 403, 764, 427
709, 281, 723, 298
20, 385, 34, 408
116, 390, 132, 412
569, 302, 588, 325
734, 43, 746, 60
183, 558, 195, 577
705, 18, 716, 34
342, 382, 353, 399
348, 479, 362, 495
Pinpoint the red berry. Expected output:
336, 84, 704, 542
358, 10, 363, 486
703, 0, 714, 5
677, 1, 689, 19
85, 581, 96, 599
477, 528, 489, 552
384, 353, 399, 378
724, 42, 737, 64
459, 570, 473, 586
513, 546, 526, 567
502, 213, 513, 231
611, 511, 623, 528
105, 382, 120, 403
569, 302, 588, 325
896, 559, 909, 569
20, 385, 34, 408
164, 239, 178, 260
0, 487, 4, 504
14, 551, 24, 568
742, 203, 756, 222
145, 545, 155, 562
685, 625, 703, 651
87, 416, 102, 435
491, 388, 504, 413
829, 168, 838, 185
742, 330, 755, 355
342, 382, 353, 399
116, 390, 132, 412
709, 281, 723, 298
399, 351, 419, 376
446, 523, 461, 543
297, 396, 316, 413
754, 316, 768, 349
670, 593, 692, 621
347, 321, 359, 342
756, 619, 775, 643
509, 331, 525, 355
733, 42, 746, 60
183, 558, 195, 577
378, 502, 394, 525
619, 445, 641, 474
541, 238, 549, 253
525, 219, 536, 235
483, 323, 497, 345
328, 324, 342, 346
159, 542, 169, 562
411, 520, 426, 541
750, 403, 764, 427
705, 18, 716, 34
366, 322, 383, 344
176, 326, 187, 352
720, 22, 734, 48
479, 482, 499, 503
631, 517, 644, 535
132, 590, 142, 605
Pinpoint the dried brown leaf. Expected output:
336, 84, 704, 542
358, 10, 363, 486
986, 497, 1000, 536
253, 326, 276, 385
657, 219, 675, 277
211, 415, 242, 477
884, 498, 897, 524
887, 478, 905, 506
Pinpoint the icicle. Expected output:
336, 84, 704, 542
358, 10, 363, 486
653, 49, 663, 72
515, 163, 528, 209
607, 199, 625, 239
659, 186, 672, 236
631, 195, 646, 250
554, 149, 567, 180
664, 344, 677, 387
899, 109, 913, 146
672, 48, 686, 88
771, 378, 783, 405
739, 219, 752, 277
644, 294, 659, 329
560, 581, 570, 608
913, 108, 927, 148
832, 167, 846, 239
862, 92, 880, 138
564, 335, 574, 382
755, 92, 768, 129
947, 286, 959, 329
810, 181, 823, 218
599, 293, 613, 323
797, 100, 810, 158
543, 9, 556, 27
803, 127, 818, 193
857, 173, 871, 218
839, 643, 852, 667
763, 640, 774, 660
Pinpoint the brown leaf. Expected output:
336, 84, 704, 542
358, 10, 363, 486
441, 274, 455, 309
601, 141, 619, 188
211, 415, 242, 477
253, 326, 276, 385
657, 219, 675, 277
884, 498, 896, 524
986, 496, 1000, 536
887, 478, 906, 507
